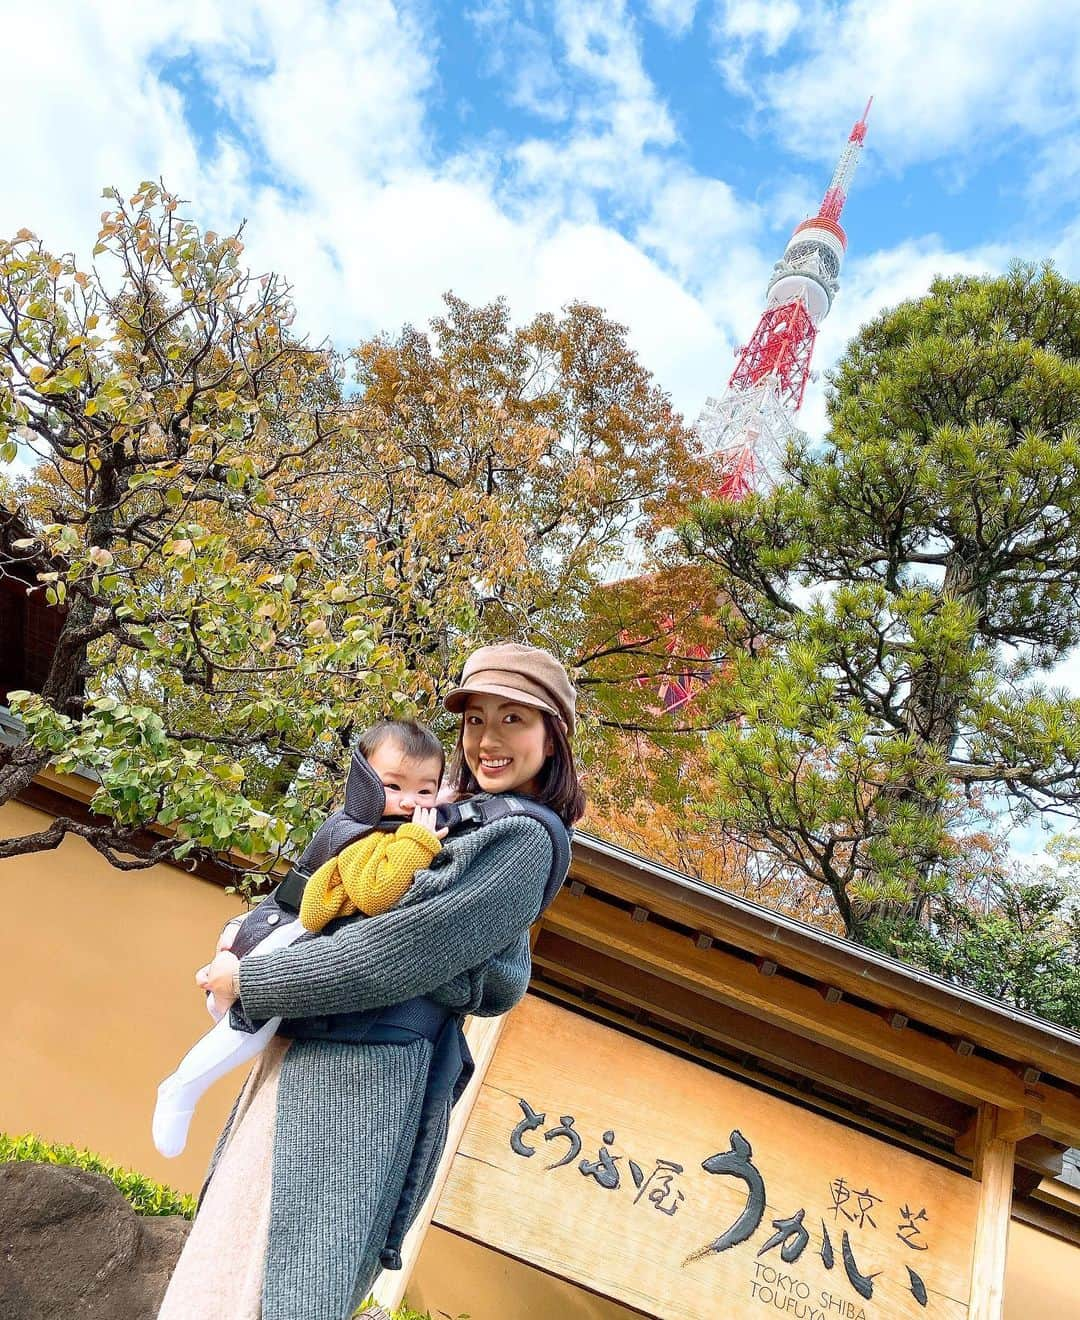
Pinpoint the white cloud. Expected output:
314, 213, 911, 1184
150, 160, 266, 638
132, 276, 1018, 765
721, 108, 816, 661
551, 0, 677, 160
714, 0, 1080, 171
636, 172, 751, 280
642, 0, 700, 38
1029, 135, 1080, 205
720, 0, 799, 54
203, 2, 434, 191
0, 3, 203, 250
466, 2, 571, 121
713, 0, 800, 95
534, 221, 731, 411
2, 0, 737, 417
2, 0, 1073, 445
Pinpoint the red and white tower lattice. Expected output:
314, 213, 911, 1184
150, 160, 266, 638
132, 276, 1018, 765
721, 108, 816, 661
701, 99, 872, 499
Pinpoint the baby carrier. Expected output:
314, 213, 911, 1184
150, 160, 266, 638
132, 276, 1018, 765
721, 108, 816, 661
224, 746, 572, 1270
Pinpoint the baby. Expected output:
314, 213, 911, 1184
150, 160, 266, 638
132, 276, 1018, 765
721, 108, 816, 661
152, 719, 447, 1158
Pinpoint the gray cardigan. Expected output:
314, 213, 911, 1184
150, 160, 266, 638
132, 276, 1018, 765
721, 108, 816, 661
226, 813, 553, 1320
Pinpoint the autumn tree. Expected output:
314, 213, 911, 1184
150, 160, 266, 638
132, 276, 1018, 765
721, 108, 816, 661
0, 185, 706, 878
0, 184, 410, 877
685, 264, 1080, 941
894, 832, 1080, 1027
581, 725, 835, 922
332, 292, 711, 700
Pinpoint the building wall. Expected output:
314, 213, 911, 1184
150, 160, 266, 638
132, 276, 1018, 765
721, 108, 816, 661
409, 1222, 1079, 1320
409, 1229, 643, 1319
1, 798, 247, 1195
3, 794, 1080, 1318
1004, 1219, 1080, 1317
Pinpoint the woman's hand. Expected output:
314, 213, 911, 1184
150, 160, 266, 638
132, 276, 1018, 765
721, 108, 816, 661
412, 805, 448, 839
216, 916, 243, 954
203, 918, 243, 1019
196, 950, 241, 1016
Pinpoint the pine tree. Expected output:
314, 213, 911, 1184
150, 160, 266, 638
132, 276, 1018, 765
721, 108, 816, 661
686, 264, 1080, 940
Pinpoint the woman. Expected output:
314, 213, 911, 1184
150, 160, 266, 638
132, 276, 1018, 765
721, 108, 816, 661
158, 642, 585, 1320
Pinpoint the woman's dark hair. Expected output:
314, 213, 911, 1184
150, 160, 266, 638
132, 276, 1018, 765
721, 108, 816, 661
446, 711, 585, 826
358, 719, 445, 778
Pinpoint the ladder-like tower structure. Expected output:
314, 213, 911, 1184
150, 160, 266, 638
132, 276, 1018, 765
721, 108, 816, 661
700, 99, 872, 498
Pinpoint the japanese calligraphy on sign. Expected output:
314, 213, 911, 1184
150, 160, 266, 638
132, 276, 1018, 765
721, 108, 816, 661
435, 996, 979, 1320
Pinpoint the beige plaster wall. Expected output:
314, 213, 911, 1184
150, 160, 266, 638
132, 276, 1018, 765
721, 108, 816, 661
1004, 1219, 1080, 1317
408, 1228, 644, 1319
1, 798, 248, 1195
409, 1219, 1080, 1320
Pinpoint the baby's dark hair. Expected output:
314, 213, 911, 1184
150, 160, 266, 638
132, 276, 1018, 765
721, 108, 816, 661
357, 719, 445, 776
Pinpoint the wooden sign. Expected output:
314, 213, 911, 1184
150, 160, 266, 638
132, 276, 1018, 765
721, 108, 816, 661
435, 996, 980, 1320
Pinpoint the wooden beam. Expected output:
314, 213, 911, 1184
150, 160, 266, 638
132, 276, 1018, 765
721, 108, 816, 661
544, 893, 1080, 1143
533, 930, 968, 1136
546, 894, 1029, 1107
1030, 1091, 1080, 1147
957, 1108, 1043, 1159
1012, 1166, 1044, 1198
568, 850, 1080, 1085
369, 1013, 506, 1312
1010, 1194, 1080, 1248
969, 1106, 1016, 1320
1013, 1134, 1066, 1180
995, 1107, 1043, 1143
529, 977, 974, 1176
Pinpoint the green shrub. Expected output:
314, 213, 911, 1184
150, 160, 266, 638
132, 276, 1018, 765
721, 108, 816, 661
355, 1297, 468, 1319
0, 1132, 196, 1219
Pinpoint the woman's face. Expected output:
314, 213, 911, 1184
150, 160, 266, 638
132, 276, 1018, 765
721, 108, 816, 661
461, 693, 554, 797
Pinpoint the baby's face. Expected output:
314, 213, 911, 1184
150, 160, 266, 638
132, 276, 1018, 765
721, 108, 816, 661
367, 740, 442, 819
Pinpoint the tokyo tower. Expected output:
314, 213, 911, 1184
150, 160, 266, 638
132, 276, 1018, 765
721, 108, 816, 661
701, 99, 872, 498
612, 101, 871, 715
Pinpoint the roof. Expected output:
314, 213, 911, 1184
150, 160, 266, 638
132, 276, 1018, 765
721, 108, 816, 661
570, 829, 1080, 1079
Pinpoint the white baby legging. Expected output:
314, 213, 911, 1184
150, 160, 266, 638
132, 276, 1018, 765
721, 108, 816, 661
152, 920, 304, 1158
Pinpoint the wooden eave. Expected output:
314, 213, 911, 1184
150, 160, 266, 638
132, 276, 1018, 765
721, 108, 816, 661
533, 832, 1080, 1195
565, 832, 1080, 1089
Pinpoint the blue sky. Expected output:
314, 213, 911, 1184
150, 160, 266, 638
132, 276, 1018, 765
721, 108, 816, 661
4, 1, 1079, 855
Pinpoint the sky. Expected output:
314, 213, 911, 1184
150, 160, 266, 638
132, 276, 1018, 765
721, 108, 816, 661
7, 0, 1078, 440
4, 0, 1079, 853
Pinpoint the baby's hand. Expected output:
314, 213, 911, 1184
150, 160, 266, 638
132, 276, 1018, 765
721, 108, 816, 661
412, 805, 448, 839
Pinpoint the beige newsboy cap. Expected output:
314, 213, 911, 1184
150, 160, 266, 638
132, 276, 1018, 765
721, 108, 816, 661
444, 642, 576, 735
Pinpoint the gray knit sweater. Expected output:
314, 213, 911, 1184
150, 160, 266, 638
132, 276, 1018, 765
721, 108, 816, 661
227, 813, 552, 1320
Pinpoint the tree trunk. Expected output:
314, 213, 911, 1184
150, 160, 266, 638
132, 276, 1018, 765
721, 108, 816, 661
856, 554, 985, 937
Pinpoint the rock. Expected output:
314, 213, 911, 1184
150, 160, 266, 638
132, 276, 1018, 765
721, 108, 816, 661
0, 1162, 191, 1319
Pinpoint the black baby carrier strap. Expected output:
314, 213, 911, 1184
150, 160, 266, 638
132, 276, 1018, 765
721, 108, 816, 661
366, 794, 571, 1271
437, 793, 571, 918
228, 745, 389, 959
